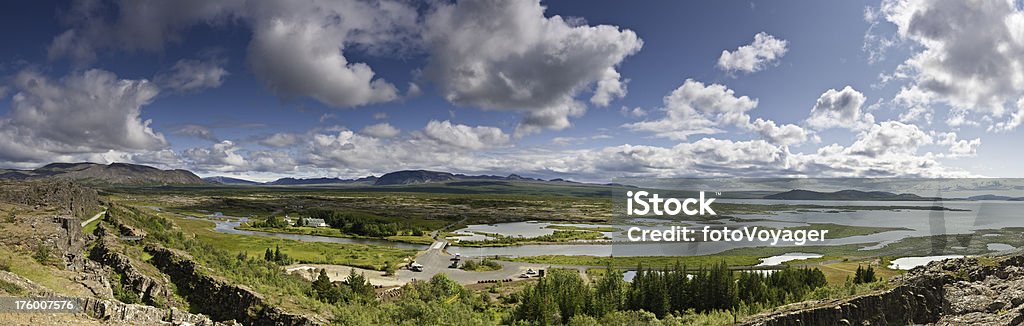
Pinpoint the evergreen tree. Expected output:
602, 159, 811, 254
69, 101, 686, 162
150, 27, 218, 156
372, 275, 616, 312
591, 263, 625, 317
854, 265, 876, 284
345, 269, 376, 301
313, 269, 343, 303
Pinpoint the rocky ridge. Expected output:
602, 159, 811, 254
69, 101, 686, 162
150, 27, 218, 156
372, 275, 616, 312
89, 224, 182, 309
0, 179, 99, 218
743, 253, 1024, 325
0, 270, 224, 325
146, 245, 323, 325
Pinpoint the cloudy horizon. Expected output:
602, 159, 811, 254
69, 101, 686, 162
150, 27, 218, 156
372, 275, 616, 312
0, 0, 1021, 182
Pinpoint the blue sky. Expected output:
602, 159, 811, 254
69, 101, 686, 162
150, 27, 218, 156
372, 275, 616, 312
0, 0, 1020, 181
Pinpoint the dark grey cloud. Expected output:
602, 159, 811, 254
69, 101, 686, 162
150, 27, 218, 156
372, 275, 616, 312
172, 124, 218, 142
155, 59, 228, 93
50, 0, 414, 108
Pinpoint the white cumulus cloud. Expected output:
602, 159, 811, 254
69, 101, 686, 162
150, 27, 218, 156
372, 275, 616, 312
0, 69, 166, 162
717, 32, 788, 74
879, 0, 1024, 131
423, 0, 642, 133
421, 120, 510, 150
806, 86, 874, 130
624, 79, 811, 146
361, 123, 401, 138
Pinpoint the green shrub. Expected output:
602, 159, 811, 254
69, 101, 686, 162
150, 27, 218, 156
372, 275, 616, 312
0, 279, 24, 295
32, 244, 54, 265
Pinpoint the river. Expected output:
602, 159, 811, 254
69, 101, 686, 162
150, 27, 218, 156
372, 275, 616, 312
203, 200, 1024, 258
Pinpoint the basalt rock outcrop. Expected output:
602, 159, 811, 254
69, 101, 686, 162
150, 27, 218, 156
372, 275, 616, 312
146, 245, 323, 326
0, 180, 99, 218
743, 253, 1024, 325
80, 296, 225, 325
0, 270, 224, 325
89, 225, 181, 308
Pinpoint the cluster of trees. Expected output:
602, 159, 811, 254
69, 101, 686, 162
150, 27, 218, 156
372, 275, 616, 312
736, 267, 827, 307
311, 268, 376, 304
330, 273, 501, 325
513, 263, 828, 324
459, 230, 606, 247
263, 245, 292, 265
252, 215, 289, 228
308, 209, 425, 238
853, 265, 877, 284
461, 258, 502, 271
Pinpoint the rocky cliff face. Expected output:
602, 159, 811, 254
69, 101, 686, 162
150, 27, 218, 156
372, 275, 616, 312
89, 224, 182, 309
0, 269, 225, 325
743, 253, 1024, 325
146, 245, 322, 326
0, 180, 99, 218
80, 296, 225, 326
0, 180, 98, 265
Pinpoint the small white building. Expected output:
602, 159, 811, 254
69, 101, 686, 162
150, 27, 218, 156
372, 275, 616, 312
302, 218, 328, 227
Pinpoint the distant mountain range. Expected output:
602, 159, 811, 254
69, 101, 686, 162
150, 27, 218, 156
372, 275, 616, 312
0, 162, 204, 185
764, 189, 1024, 201
266, 176, 379, 185
372, 170, 545, 185
200, 168, 584, 187
11, 163, 1019, 201
201, 176, 261, 185
0, 163, 578, 187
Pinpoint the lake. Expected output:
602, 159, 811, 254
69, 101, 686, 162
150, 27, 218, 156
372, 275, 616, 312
888, 255, 965, 270
448, 200, 1024, 257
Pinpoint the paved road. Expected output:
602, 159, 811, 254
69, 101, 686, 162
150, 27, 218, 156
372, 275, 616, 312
81, 210, 106, 227
396, 240, 554, 285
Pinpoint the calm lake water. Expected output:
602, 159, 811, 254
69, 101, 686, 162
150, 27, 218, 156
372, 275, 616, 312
888, 255, 964, 270
757, 253, 823, 266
